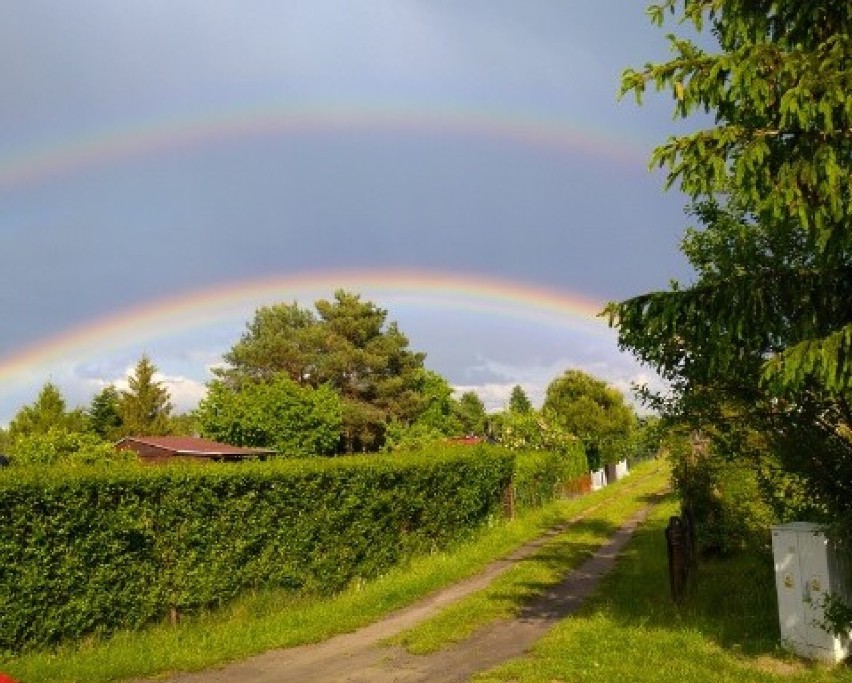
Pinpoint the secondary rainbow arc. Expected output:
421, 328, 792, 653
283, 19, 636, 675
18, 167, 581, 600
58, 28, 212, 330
0, 102, 649, 189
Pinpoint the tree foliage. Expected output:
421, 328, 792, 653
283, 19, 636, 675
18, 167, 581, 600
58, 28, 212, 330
383, 371, 464, 452
491, 409, 577, 455
116, 355, 173, 437
509, 385, 533, 414
8, 382, 87, 440
87, 385, 123, 440
216, 291, 427, 452
196, 376, 343, 457
543, 370, 635, 469
8, 428, 132, 469
610, 1, 852, 531
453, 390, 487, 436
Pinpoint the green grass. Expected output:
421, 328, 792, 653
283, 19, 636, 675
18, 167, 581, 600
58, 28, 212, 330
0, 460, 666, 683
473, 499, 852, 683
387, 466, 668, 653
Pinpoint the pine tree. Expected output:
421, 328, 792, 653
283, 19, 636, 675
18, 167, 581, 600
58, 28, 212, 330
87, 385, 123, 439
117, 355, 173, 436
508, 385, 533, 414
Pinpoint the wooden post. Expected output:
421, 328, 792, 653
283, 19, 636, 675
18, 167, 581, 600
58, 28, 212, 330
666, 515, 689, 604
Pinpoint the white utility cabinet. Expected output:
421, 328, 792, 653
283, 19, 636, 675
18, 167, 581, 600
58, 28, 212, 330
771, 522, 851, 663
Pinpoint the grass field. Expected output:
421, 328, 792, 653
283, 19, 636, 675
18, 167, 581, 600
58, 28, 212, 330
473, 499, 852, 683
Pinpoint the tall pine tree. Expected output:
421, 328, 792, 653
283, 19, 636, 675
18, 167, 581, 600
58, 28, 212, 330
117, 355, 173, 436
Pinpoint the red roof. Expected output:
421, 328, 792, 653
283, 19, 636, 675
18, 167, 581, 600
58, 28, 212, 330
116, 436, 275, 456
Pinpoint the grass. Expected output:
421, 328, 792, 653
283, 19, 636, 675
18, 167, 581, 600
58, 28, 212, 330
472, 499, 852, 683
0, 460, 666, 683
387, 465, 668, 654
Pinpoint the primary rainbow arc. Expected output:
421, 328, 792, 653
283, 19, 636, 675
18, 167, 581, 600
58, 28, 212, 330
0, 269, 610, 391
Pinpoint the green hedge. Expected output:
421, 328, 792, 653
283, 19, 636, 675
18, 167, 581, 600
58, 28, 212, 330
510, 442, 589, 511
0, 447, 513, 652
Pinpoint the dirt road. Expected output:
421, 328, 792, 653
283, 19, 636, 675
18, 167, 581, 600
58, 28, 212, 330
139, 505, 651, 683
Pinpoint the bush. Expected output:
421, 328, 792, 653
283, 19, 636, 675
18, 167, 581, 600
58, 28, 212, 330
0, 447, 513, 652
668, 433, 774, 556
196, 377, 343, 457
511, 443, 589, 511
7, 428, 134, 468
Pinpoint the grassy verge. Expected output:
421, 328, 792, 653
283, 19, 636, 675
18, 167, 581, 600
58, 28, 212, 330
473, 499, 852, 683
387, 466, 668, 653
0, 460, 665, 683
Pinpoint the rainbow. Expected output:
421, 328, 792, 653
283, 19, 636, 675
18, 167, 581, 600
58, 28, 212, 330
0, 102, 649, 190
0, 269, 610, 392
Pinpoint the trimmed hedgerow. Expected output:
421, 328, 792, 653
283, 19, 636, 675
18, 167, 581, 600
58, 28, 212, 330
0, 447, 513, 652
511, 442, 589, 511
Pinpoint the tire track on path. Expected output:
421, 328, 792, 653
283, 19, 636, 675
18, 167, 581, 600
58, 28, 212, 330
139, 496, 658, 683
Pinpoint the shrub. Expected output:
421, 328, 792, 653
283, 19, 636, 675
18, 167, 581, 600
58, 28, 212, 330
7, 428, 133, 469
511, 443, 589, 511
668, 432, 774, 556
0, 447, 512, 652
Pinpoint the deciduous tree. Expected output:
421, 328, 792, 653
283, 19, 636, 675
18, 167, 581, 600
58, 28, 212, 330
543, 370, 634, 469
453, 391, 487, 436
609, 0, 852, 530
197, 375, 342, 457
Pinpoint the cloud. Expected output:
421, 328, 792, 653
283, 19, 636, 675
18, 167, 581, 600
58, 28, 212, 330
111, 365, 208, 415
5, 360, 211, 424
453, 353, 668, 414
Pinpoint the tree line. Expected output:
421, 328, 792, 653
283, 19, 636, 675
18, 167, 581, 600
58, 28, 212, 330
0, 289, 642, 467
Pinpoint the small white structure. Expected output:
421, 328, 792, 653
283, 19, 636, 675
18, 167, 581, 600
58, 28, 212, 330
590, 468, 607, 491
614, 459, 629, 480
771, 522, 851, 663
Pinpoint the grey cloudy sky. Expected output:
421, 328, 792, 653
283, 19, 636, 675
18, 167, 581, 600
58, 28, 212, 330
0, 1, 698, 424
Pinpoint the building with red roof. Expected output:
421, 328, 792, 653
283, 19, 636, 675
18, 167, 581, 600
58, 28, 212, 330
115, 436, 275, 464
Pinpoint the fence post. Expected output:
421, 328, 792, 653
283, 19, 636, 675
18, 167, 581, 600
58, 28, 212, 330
666, 515, 689, 604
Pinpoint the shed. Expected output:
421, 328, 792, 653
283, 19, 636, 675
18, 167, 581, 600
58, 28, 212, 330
115, 436, 275, 464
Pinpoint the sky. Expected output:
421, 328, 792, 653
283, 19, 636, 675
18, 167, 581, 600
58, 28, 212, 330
0, 1, 700, 426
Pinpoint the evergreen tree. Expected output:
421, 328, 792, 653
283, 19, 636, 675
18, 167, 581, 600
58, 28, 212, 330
8, 382, 87, 439
508, 385, 533, 414
116, 355, 173, 436
87, 385, 123, 439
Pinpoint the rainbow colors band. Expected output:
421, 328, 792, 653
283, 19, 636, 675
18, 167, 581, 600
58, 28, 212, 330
0, 268, 610, 390
0, 103, 648, 189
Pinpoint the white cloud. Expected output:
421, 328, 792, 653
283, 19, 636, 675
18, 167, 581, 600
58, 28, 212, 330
452, 353, 668, 415
111, 365, 208, 415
